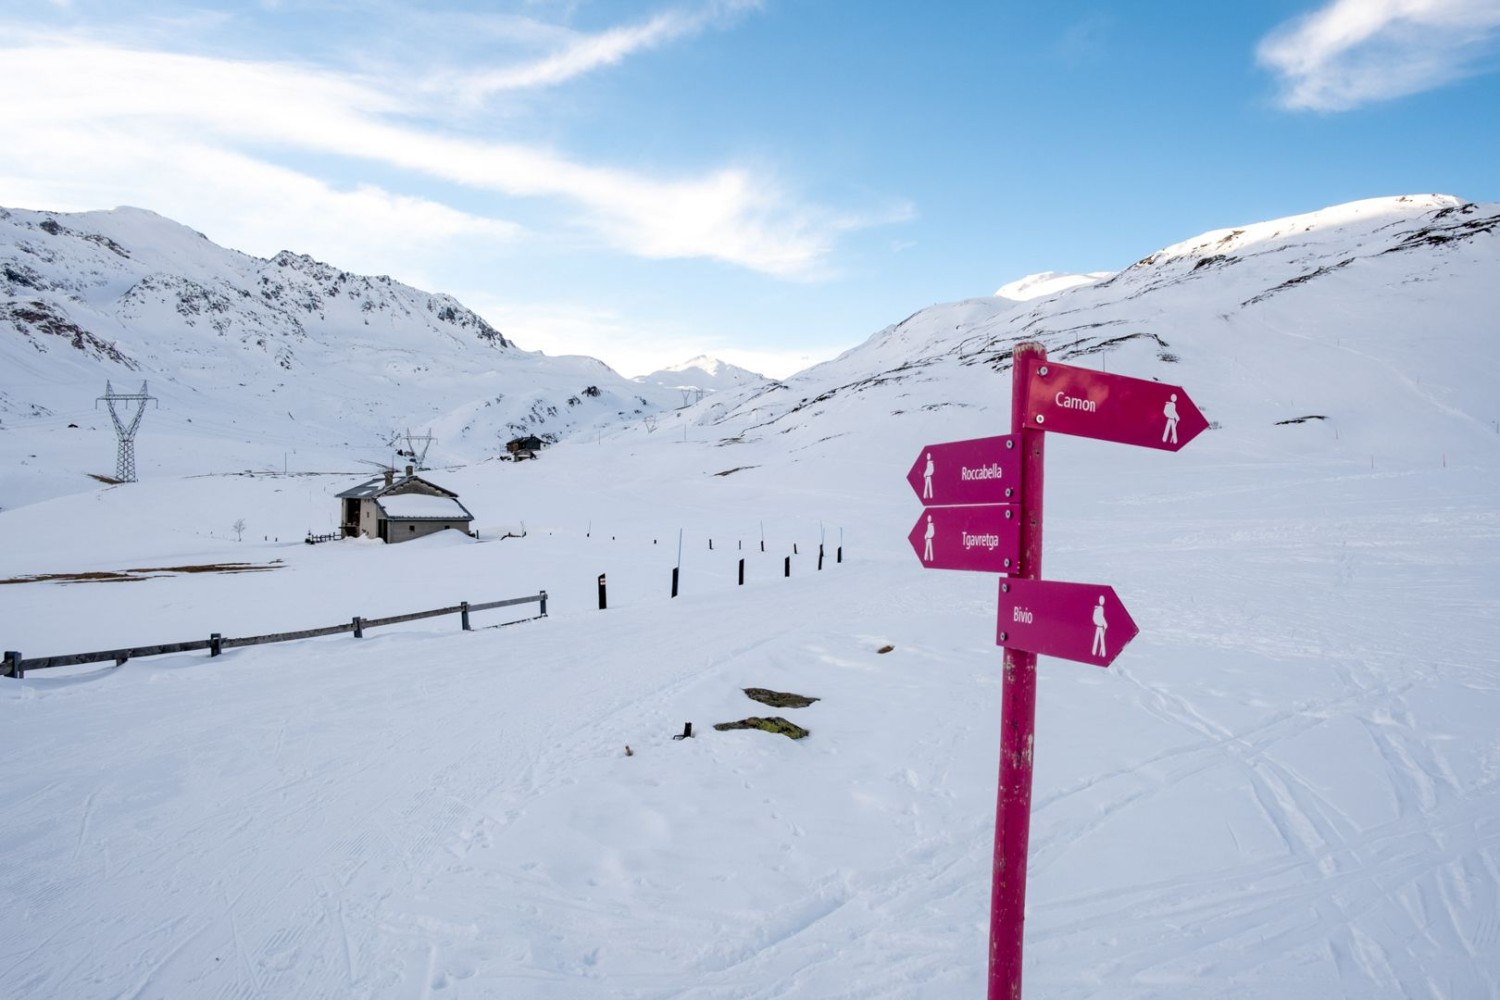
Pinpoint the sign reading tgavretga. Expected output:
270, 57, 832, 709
995, 577, 1139, 668
906, 435, 1020, 507
907, 505, 1021, 574
1024, 361, 1208, 451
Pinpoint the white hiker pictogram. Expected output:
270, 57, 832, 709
923, 452, 935, 499
1091, 595, 1108, 657
1162, 393, 1180, 445
923, 514, 935, 561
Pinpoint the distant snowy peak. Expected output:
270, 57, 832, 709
995, 271, 1113, 301
634, 355, 767, 392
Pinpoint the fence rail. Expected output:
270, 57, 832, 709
2, 590, 547, 679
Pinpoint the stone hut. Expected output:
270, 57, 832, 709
336, 467, 475, 543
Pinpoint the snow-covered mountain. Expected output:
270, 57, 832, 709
675, 193, 1497, 474
632, 354, 767, 394
994, 269, 1113, 301
3, 193, 1499, 998
0, 205, 677, 506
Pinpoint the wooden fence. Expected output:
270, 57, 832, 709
2, 591, 547, 679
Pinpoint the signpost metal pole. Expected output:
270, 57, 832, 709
990, 342, 1046, 1000
901, 339, 1202, 995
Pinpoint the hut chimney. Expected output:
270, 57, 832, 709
383, 469, 394, 487
404, 464, 414, 477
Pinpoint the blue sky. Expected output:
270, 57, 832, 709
4, 1, 1499, 376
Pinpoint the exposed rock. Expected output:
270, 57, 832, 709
742, 687, 819, 709
713, 717, 809, 740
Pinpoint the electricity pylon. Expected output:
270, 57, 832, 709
96, 381, 157, 482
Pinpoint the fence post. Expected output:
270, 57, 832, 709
353, 616, 364, 638
784, 556, 791, 578
818, 545, 824, 571
461, 601, 471, 631
2, 651, 21, 679
738, 558, 745, 586
838, 546, 843, 564
671, 567, 679, 599
598, 574, 608, 610
539, 590, 548, 616
210, 633, 222, 657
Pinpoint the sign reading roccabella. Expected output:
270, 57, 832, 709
905, 434, 1020, 507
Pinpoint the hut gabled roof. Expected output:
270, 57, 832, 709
376, 494, 473, 522
335, 474, 460, 500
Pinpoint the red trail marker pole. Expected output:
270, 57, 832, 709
990, 342, 1046, 999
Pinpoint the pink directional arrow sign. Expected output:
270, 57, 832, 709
908, 505, 1021, 574
1024, 361, 1207, 451
906, 435, 1021, 506
995, 577, 1138, 667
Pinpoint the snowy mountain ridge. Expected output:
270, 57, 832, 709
0, 204, 681, 506
3, 193, 1496, 511
1, 205, 509, 370
665, 192, 1499, 475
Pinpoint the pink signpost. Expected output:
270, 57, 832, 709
904, 341, 1204, 998
906, 505, 1021, 574
989, 344, 1045, 1000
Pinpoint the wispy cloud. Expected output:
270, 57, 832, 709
453, 0, 760, 98
0, 23, 865, 279
1258, 0, 1500, 110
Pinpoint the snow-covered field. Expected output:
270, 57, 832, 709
3, 194, 1499, 997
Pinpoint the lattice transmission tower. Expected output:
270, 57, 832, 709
96, 381, 157, 482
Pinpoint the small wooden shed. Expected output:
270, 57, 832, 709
336, 469, 475, 543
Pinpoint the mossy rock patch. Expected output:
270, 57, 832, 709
713, 716, 810, 740
743, 687, 820, 709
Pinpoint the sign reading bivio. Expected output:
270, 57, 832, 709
996, 578, 1138, 668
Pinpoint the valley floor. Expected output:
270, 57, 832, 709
3, 440, 1499, 998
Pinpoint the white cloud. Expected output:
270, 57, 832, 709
1258, 0, 1500, 110
0, 123, 520, 289
0, 41, 842, 278
454, 1, 760, 98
